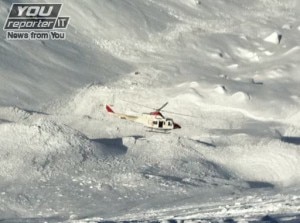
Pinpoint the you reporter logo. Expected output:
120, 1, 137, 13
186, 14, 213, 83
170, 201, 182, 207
3, 3, 70, 40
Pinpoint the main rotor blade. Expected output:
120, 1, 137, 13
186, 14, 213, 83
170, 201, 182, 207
162, 110, 200, 118
119, 99, 200, 118
119, 99, 153, 110
156, 102, 168, 111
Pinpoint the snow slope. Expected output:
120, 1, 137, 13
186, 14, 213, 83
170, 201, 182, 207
0, 0, 300, 222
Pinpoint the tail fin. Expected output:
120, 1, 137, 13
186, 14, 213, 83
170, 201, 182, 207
106, 105, 114, 113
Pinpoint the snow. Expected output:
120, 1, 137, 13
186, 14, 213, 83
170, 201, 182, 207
0, 0, 300, 222
264, 32, 282, 44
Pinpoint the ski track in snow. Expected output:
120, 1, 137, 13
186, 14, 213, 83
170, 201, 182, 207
0, 0, 300, 222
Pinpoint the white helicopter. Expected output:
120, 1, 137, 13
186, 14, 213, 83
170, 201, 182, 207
105, 102, 181, 132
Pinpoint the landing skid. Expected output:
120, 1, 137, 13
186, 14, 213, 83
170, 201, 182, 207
145, 128, 171, 134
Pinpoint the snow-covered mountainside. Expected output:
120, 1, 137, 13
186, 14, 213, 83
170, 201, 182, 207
0, 0, 300, 222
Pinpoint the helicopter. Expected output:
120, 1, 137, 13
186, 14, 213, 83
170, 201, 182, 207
105, 102, 181, 132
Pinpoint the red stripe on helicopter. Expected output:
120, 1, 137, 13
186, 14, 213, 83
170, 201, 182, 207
150, 111, 164, 117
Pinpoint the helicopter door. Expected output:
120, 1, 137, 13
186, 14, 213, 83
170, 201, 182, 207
152, 121, 158, 127
158, 121, 163, 128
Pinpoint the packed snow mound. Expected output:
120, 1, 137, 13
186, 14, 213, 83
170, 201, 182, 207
0, 107, 33, 123
234, 47, 259, 62
0, 119, 106, 182
123, 135, 234, 185
264, 32, 282, 44
203, 136, 300, 187
47, 84, 110, 118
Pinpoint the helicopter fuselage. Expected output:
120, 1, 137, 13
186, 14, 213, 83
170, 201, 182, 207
105, 105, 181, 131
135, 114, 175, 130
